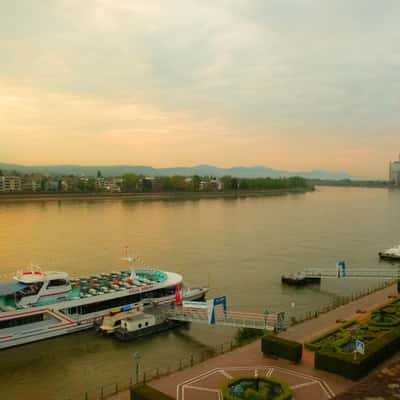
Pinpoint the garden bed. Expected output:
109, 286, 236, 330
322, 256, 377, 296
221, 376, 292, 400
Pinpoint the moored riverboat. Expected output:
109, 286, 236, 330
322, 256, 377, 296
379, 245, 400, 261
0, 264, 207, 349
281, 272, 321, 286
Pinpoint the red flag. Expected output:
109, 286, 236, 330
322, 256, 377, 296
175, 284, 182, 305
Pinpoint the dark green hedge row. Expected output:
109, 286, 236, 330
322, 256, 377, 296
315, 325, 400, 380
131, 384, 174, 400
261, 335, 302, 363
221, 376, 292, 400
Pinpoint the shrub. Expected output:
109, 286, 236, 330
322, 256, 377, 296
131, 384, 174, 400
221, 376, 292, 400
261, 335, 302, 363
235, 328, 265, 344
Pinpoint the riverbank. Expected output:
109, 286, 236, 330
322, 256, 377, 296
0, 187, 312, 202
98, 283, 399, 400
147, 283, 399, 400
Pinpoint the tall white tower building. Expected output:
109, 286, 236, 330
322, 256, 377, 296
389, 155, 400, 186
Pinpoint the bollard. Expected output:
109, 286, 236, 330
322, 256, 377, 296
85, 393, 88, 400
115, 383, 118, 393
100, 386, 104, 399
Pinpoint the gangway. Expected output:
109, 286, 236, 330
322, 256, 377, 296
282, 263, 400, 287
166, 307, 289, 332
303, 268, 400, 279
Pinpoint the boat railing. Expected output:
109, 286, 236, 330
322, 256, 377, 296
15, 265, 45, 280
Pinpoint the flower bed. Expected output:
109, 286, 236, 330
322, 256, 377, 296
221, 376, 292, 400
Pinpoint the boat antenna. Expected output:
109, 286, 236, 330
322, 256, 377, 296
122, 246, 138, 265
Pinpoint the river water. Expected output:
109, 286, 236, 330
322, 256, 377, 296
0, 187, 399, 399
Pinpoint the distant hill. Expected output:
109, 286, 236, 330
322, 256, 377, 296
0, 162, 354, 180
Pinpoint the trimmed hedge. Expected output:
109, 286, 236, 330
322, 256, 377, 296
305, 320, 356, 352
131, 384, 174, 400
261, 335, 302, 363
315, 325, 400, 380
221, 376, 292, 400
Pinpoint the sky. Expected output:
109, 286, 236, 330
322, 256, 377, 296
1, 1, 399, 178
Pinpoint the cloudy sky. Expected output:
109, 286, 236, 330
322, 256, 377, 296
1, 1, 399, 178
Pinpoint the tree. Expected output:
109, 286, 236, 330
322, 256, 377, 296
192, 175, 201, 191
97, 170, 102, 178
122, 174, 140, 192
220, 176, 232, 191
86, 178, 96, 192
170, 175, 187, 191
230, 178, 239, 190
0, 170, 3, 176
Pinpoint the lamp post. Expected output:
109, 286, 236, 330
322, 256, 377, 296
134, 352, 141, 384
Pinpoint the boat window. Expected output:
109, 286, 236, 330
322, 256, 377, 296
79, 286, 177, 315
48, 279, 68, 288
138, 323, 142, 328
0, 313, 44, 330
16, 282, 43, 299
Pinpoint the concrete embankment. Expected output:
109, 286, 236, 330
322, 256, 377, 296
0, 188, 312, 202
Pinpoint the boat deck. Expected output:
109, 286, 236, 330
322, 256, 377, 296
0, 268, 170, 313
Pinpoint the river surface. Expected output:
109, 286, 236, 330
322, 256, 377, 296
0, 187, 399, 399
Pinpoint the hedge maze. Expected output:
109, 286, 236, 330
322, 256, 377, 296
306, 297, 400, 379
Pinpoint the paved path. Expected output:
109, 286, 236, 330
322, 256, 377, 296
279, 284, 397, 342
148, 341, 349, 399
111, 283, 398, 400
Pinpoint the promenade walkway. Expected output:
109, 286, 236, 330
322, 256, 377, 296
110, 283, 398, 400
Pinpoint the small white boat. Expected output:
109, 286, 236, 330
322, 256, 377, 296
100, 308, 183, 341
379, 245, 400, 261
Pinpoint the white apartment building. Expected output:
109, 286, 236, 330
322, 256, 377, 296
389, 155, 400, 186
0, 176, 22, 192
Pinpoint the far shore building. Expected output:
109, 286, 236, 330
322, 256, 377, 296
389, 155, 400, 186
21, 175, 41, 192
0, 176, 22, 192
104, 178, 122, 192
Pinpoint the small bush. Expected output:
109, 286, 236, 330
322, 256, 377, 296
235, 328, 265, 344
261, 335, 302, 363
131, 384, 174, 400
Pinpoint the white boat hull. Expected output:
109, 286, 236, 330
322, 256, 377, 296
0, 288, 207, 350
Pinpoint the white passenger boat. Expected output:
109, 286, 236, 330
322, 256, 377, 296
379, 245, 400, 261
0, 265, 207, 349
